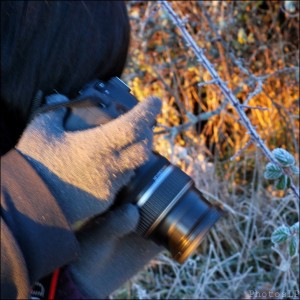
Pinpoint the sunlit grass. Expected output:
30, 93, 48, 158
111, 1, 299, 299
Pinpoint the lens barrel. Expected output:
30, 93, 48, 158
118, 153, 224, 263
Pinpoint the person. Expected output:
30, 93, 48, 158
1, 1, 163, 299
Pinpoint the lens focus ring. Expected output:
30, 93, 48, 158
137, 165, 191, 237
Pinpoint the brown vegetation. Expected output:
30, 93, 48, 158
112, 1, 299, 299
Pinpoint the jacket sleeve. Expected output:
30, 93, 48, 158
1, 150, 80, 299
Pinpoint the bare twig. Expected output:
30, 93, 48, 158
161, 1, 299, 199
198, 1, 253, 78
243, 80, 263, 106
241, 105, 269, 111
258, 67, 298, 81
198, 1, 298, 105
155, 100, 227, 135
230, 138, 254, 161
197, 79, 218, 87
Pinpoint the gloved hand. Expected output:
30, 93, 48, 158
56, 203, 163, 299
16, 94, 162, 229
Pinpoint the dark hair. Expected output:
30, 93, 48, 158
1, 1, 130, 154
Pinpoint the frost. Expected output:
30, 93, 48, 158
289, 236, 298, 257
271, 225, 290, 244
291, 222, 299, 234
264, 162, 282, 179
290, 165, 299, 175
272, 148, 295, 166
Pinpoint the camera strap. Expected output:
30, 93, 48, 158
30, 269, 60, 300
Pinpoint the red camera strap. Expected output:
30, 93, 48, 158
30, 269, 60, 300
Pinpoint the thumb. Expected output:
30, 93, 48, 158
77, 204, 140, 243
29, 94, 70, 131
17, 95, 70, 151
93, 204, 140, 239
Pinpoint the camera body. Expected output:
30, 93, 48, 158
67, 77, 224, 263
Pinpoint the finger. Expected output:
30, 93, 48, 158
112, 96, 162, 142
120, 96, 162, 127
92, 204, 140, 239
45, 93, 70, 106
116, 138, 153, 171
75, 97, 161, 150
30, 94, 70, 128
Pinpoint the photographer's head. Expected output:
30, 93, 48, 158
1, 1, 130, 154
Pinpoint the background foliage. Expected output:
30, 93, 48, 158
112, 1, 299, 299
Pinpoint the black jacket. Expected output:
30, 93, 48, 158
1, 140, 79, 298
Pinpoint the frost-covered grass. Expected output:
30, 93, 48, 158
111, 1, 299, 299
110, 149, 299, 299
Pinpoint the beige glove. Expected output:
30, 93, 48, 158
16, 94, 162, 229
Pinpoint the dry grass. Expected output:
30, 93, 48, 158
111, 151, 299, 299
111, 1, 299, 299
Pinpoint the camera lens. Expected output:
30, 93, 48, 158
153, 189, 223, 263
118, 153, 224, 263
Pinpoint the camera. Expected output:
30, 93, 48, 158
67, 77, 224, 263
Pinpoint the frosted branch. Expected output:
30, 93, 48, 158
161, 1, 299, 199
